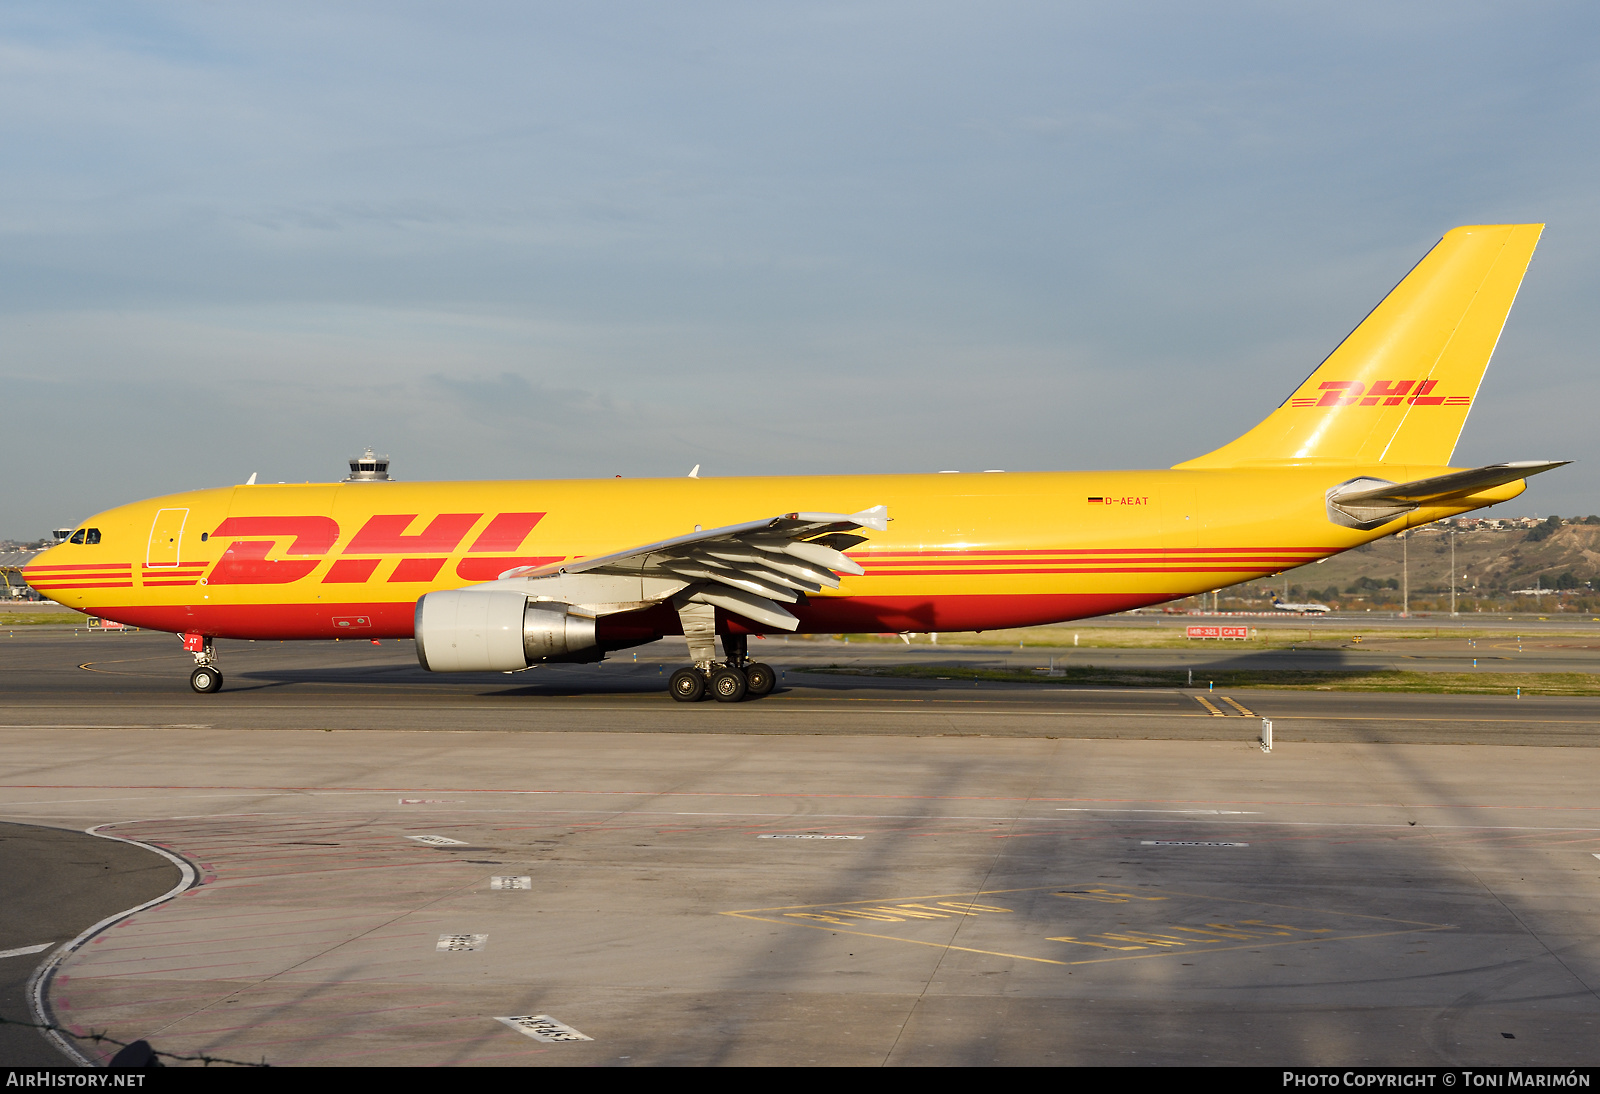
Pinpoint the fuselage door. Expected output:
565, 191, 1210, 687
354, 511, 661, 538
147, 508, 189, 568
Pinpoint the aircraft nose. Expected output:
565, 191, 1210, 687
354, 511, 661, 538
20, 544, 67, 604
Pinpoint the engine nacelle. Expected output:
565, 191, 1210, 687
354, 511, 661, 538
414, 590, 597, 672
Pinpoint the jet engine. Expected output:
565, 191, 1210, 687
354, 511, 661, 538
414, 589, 597, 672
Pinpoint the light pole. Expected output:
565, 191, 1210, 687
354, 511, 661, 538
1401, 529, 1409, 618
1450, 527, 1457, 616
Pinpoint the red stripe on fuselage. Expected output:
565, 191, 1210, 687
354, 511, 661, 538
90, 592, 1175, 641
20, 563, 132, 571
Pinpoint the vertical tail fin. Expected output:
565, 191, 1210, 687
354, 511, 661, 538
1176, 224, 1543, 469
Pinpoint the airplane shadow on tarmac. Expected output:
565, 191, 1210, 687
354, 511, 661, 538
227, 642, 1381, 699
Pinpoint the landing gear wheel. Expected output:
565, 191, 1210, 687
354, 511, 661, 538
189, 666, 223, 694
710, 667, 748, 703
744, 663, 776, 698
669, 667, 706, 703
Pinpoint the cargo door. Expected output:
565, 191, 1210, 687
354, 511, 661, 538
147, 508, 189, 567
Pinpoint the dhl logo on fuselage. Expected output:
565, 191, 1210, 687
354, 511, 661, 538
196, 512, 559, 587
1287, 380, 1470, 408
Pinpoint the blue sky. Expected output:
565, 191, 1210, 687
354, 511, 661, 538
3, 2, 1597, 536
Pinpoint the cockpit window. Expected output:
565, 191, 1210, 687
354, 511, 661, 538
85, 528, 101, 544
69, 529, 85, 545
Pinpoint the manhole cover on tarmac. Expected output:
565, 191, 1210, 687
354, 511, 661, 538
757, 834, 865, 840
494, 1015, 592, 1043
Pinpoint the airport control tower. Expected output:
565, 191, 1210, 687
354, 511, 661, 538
344, 448, 393, 482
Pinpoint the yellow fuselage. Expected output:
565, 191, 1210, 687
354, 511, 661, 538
23, 466, 1516, 641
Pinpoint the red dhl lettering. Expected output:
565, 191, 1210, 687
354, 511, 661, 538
209, 516, 338, 555
345, 513, 482, 554
202, 512, 550, 586
1288, 380, 1455, 408
1316, 380, 1364, 406
208, 540, 320, 585
468, 513, 545, 552
1360, 379, 1414, 405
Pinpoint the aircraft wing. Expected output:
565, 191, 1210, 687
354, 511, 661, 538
493, 505, 888, 631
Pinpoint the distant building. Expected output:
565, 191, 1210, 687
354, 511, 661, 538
344, 448, 393, 482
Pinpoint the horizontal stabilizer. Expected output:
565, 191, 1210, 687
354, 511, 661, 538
1326, 461, 1567, 529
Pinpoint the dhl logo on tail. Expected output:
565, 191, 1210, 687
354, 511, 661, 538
1287, 380, 1470, 408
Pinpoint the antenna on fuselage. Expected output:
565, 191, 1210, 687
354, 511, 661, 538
244, 473, 257, 485
687, 465, 701, 478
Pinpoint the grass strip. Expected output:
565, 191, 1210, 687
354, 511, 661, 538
0, 612, 84, 626
798, 664, 1600, 697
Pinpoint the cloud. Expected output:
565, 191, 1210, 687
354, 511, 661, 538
2, 2, 1599, 534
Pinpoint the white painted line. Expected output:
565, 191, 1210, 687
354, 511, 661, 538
399, 798, 459, 804
1141, 840, 1250, 847
490, 876, 532, 890
495, 1014, 592, 1043
757, 834, 865, 840
408, 834, 468, 846
0, 943, 53, 960
437, 934, 488, 952
31, 827, 199, 1068
1058, 808, 1259, 815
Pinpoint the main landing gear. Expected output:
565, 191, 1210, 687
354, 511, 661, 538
183, 633, 223, 694
666, 622, 776, 704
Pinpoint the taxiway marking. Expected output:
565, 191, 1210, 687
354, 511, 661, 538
0, 943, 53, 960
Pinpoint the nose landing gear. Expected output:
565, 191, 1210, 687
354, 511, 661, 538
182, 633, 223, 694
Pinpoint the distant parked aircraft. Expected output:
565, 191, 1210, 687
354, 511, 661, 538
1272, 597, 1332, 614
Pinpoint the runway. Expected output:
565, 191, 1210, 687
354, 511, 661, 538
3, 630, 1597, 745
2, 631, 1599, 1066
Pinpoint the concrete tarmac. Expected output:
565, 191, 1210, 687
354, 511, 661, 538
2, 631, 1596, 746
0, 823, 179, 1065
2, 631, 1599, 1067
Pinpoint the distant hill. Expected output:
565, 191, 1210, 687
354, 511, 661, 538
1276, 523, 1600, 600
